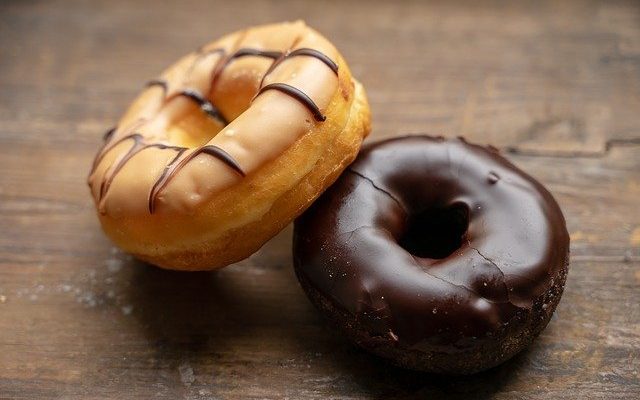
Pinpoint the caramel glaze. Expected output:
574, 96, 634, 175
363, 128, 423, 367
293, 136, 570, 351
148, 145, 244, 213
90, 45, 338, 214
97, 134, 186, 203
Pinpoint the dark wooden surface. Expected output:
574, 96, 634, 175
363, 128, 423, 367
1, 0, 639, 398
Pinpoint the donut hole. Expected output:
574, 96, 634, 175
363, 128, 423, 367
164, 68, 263, 148
399, 202, 469, 259
166, 102, 227, 148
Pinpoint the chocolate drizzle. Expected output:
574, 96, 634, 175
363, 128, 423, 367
91, 40, 339, 213
198, 145, 245, 176
207, 47, 283, 95
144, 81, 228, 125
258, 47, 339, 88
95, 134, 186, 205
225, 48, 282, 63
148, 145, 245, 213
145, 79, 168, 94
98, 134, 145, 202
285, 48, 339, 75
173, 89, 228, 125
254, 83, 326, 121
91, 133, 143, 176
103, 127, 116, 141
87, 126, 118, 177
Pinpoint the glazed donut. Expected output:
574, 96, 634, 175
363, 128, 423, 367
293, 136, 569, 374
88, 21, 371, 270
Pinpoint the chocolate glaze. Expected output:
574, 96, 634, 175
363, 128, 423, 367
91, 42, 339, 213
293, 136, 569, 351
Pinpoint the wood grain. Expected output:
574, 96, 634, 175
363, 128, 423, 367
0, 0, 639, 398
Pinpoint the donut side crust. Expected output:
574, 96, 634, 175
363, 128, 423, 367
294, 251, 569, 374
128, 80, 370, 270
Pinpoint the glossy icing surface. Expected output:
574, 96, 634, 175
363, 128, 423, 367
88, 21, 341, 216
294, 136, 570, 350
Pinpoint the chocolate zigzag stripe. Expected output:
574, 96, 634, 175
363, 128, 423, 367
147, 147, 187, 214
258, 47, 339, 88
147, 145, 245, 213
103, 126, 117, 141
145, 79, 168, 94
227, 48, 283, 62
282, 48, 338, 75
254, 83, 326, 121
91, 132, 143, 176
97, 134, 185, 204
207, 48, 284, 94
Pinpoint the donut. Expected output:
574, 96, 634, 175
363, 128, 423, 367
293, 135, 569, 374
87, 21, 371, 270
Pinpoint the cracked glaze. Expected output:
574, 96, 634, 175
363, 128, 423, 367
293, 136, 569, 350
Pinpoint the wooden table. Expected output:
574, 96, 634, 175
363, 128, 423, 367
1, 0, 639, 398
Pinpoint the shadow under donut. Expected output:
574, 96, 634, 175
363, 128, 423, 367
118, 224, 530, 397
121, 225, 309, 365
280, 295, 534, 399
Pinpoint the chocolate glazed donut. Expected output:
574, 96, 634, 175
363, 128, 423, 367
293, 135, 570, 374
